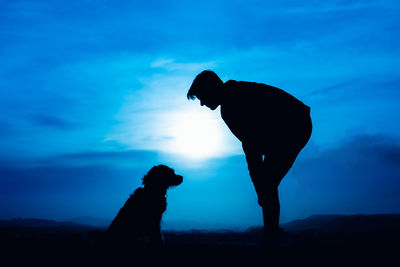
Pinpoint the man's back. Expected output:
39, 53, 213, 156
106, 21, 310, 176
220, 80, 310, 152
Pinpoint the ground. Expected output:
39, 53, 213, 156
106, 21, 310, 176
1, 215, 399, 266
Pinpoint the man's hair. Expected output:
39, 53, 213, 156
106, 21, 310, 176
187, 70, 223, 100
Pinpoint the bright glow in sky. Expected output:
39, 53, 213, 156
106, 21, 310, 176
161, 108, 231, 159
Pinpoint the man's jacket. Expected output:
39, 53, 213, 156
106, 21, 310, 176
220, 80, 310, 154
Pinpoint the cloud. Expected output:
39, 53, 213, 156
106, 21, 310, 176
56, 149, 161, 168
29, 114, 80, 130
0, 147, 163, 219
303, 80, 356, 98
0, 120, 17, 137
277, 0, 398, 14
282, 134, 400, 219
104, 58, 242, 159
150, 58, 217, 73
303, 76, 400, 100
296, 134, 400, 170
63, 150, 156, 160
0, 148, 255, 226
0, 162, 147, 220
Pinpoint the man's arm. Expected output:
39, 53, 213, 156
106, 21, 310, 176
242, 143, 263, 183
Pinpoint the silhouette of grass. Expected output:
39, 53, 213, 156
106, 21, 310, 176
1, 215, 399, 266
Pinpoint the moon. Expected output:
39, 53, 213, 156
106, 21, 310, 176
162, 108, 232, 160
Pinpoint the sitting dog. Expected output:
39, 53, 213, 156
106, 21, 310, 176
107, 165, 183, 245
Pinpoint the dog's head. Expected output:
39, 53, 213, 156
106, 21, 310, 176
142, 165, 183, 189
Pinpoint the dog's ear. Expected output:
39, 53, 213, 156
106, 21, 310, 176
143, 165, 172, 186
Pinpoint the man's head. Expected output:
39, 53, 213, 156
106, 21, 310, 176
187, 70, 223, 110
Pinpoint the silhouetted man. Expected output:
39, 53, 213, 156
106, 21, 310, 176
187, 70, 312, 248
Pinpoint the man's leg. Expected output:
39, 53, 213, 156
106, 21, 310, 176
243, 143, 294, 247
243, 133, 311, 246
259, 150, 300, 247
260, 185, 280, 248
260, 114, 313, 247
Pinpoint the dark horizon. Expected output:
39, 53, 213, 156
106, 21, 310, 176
3, 213, 400, 232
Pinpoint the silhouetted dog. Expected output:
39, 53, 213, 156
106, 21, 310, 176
107, 165, 183, 246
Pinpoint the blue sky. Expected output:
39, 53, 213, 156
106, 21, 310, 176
1, 0, 400, 229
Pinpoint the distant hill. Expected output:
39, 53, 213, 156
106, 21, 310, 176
0, 218, 90, 228
0, 218, 101, 239
282, 214, 400, 233
69, 216, 110, 228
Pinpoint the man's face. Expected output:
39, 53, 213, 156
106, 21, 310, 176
197, 94, 219, 110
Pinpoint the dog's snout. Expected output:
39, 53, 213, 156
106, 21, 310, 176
174, 174, 183, 185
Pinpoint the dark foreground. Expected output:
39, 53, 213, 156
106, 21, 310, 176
1, 214, 399, 266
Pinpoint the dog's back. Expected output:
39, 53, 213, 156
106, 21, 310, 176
107, 165, 182, 245
107, 187, 166, 244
